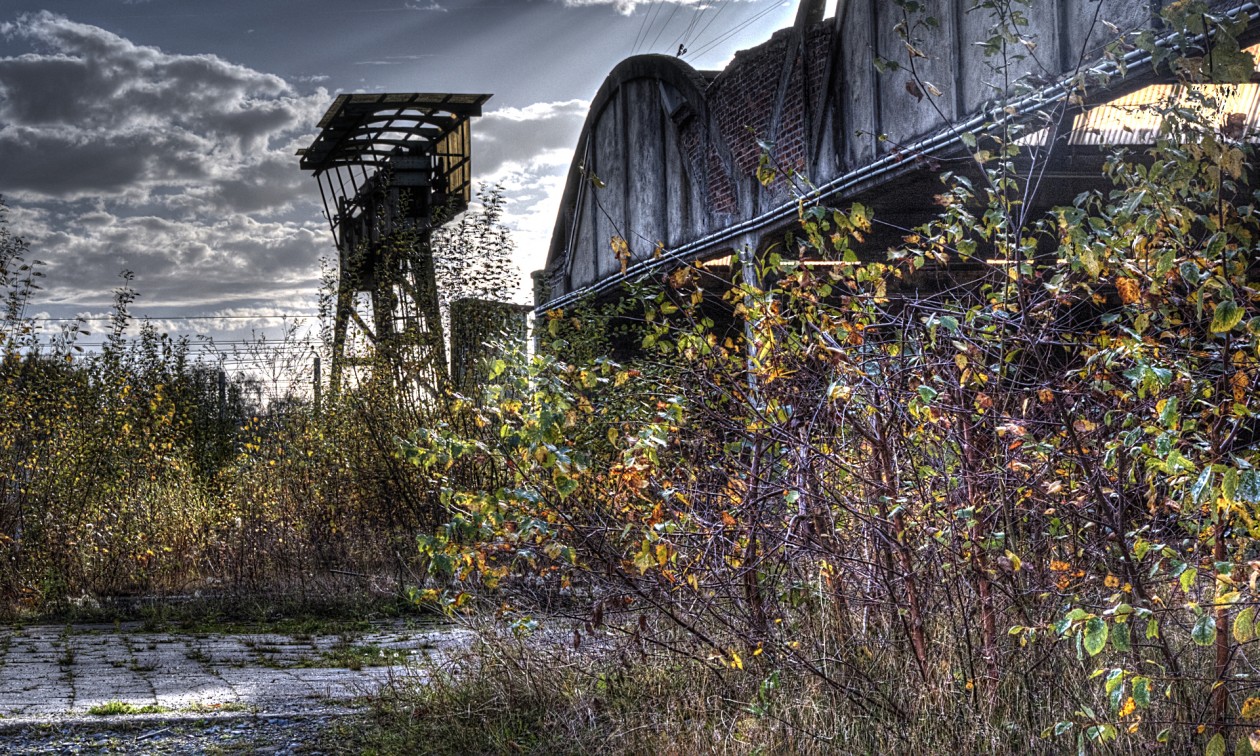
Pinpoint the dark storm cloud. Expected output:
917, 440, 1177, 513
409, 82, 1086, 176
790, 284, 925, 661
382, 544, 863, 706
18, 202, 326, 306
0, 11, 324, 201
0, 12, 330, 325
474, 99, 588, 177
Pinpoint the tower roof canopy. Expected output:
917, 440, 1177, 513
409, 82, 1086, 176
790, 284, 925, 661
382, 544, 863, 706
297, 92, 492, 174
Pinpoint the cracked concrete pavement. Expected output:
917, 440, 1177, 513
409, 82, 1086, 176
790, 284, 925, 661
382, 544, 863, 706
0, 621, 472, 728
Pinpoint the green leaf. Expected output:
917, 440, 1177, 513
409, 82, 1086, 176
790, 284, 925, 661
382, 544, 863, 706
1104, 667, 1124, 695
1083, 617, 1108, 656
1134, 676, 1151, 707
1236, 732, 1256, 755
1146, 618, 1161, 639
1192, 468, 1215, 505
1192, 612, 1218, 647
1208, 39, 1256, 83
1181, 567, 1199, 594
1238, 471, 1260, 505
1112, 622, 1132, 652
1160, 397, 1181, 427
1134, 539, 1151, 561
1234, 606, 1256, 644
1225, 468, 1240, 502
1085, 724, 1117, 743
1181, 260, 1202, 286
554, 474, 578, 500
633, 542, 656, 574
1208, 732, 1227, 756
1212, 300, 1244, 333
917, 386, 939, 404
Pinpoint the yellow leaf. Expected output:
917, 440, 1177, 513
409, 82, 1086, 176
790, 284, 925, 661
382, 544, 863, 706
1115, 277, 1141, 305
610, 235, 631, 275
1242, 697, 1260, 720
1233, 371, 1250, 403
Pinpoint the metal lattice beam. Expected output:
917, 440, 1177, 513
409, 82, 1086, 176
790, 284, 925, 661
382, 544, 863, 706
297, 92, 492, 397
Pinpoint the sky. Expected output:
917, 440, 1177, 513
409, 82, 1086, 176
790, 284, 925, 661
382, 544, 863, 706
0, 0, 798, 351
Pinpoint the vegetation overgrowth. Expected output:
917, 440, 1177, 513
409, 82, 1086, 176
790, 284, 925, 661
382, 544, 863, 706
374, 3, 1260, 753
2, 1, 1259, 753
0, 185, 516, 619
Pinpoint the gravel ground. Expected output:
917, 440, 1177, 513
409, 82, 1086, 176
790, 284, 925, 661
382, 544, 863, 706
1, 712, 344, 754
0, 621, 474, 755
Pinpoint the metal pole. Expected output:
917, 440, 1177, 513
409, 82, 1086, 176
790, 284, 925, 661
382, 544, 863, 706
313, 356, 322, 414
217, 369, 227, 423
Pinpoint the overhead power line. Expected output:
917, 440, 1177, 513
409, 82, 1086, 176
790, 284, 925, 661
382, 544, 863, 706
632, 1, 663, 54
670, 3, 708, 54
28, 314, 316, 323
686, 0, 733, 55
686, 1, 782, 61
647, 2, 684, 52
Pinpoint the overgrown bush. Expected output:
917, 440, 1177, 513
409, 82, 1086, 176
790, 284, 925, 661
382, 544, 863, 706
400, 4, 1260, 751
0, 180, 522, 614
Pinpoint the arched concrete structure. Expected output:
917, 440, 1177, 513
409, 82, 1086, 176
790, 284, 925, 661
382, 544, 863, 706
536, 0, 1260, 311
543, 55, 714, 301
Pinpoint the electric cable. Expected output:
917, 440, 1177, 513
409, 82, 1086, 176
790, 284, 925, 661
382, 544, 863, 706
647, 2, 684, 52
685, 0, 732, 54
686, 1, 782, 61
632, 1, 664, 54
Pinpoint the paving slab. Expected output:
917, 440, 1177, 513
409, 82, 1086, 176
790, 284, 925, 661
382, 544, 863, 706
0, 620, 472, 729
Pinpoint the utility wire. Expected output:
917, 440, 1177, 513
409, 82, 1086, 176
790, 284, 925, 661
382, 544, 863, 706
685, 0, 732, 55
686, 1, 782, 61
632, 1, 663, 54
670, 3, 707, 53
30, 314, 314, 323
647, 2, 684, 52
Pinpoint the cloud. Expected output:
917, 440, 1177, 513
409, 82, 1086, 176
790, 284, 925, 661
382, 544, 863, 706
469, 99, 592, 299
0, 12, 590, 325
22, 203, 326, 309
353, 54, 437, 66
0, 12, 330, 327
0, 12, 325, 203
474, 99, 587, 176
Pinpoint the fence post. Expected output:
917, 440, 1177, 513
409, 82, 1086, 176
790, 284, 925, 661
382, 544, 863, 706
217, 369, 227, 423
313, 356, 322, 415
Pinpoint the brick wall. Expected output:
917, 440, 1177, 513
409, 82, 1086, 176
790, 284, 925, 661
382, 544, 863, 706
702, 22, 836, 202
707, 144, 737, 215
774, 50, 807, 182
708, 32, 790, 179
